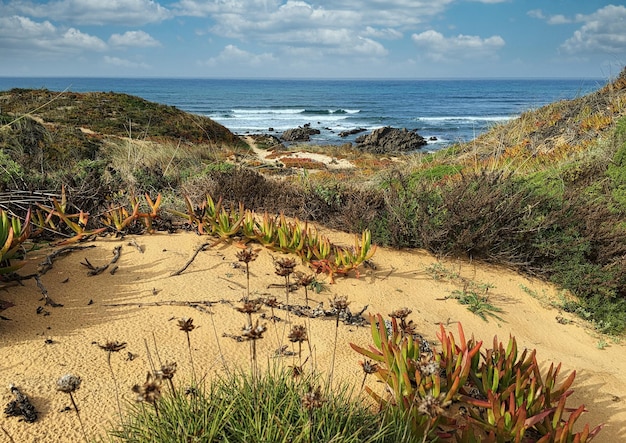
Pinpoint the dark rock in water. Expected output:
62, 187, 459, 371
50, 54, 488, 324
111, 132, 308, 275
339, 128, 366, 137
354, 126, 427, 154
268, 127, 274, 132
280, 126, 321, 142
429, 136, 438, 141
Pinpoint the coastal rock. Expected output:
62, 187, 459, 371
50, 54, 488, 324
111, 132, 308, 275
246, 134, 283, 149
280, 126, 321, 142
339, 128, 366, 137
354, 126, 427, 154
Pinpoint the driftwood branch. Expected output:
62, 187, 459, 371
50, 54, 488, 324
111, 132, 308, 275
38, 244, 96, 275
104, 299, 225, 315
34, 275, 63, 307
81, 245, 122, 276
171, 241, 213, 276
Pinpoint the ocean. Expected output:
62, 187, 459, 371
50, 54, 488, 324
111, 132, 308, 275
0, 77, 605, 149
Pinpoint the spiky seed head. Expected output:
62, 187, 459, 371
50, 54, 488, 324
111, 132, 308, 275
401, 319, 419, 337
415, 393, 449, 418
275, 257, 297, 277
329, 295, 350, 312
56, 374, 82, 393
132, 372, 162, 404
288, 325, 308, 343
296, 272, 315, 287
178, 317, 195, 333
242, 319, 267, 340
389, 307, 412, 320
360, 360, 379, 375
263, 296, 279, 308
414, 353, 439, 377
98, 340, 127, 353
236, 300, 262, 315
301, 385, 325, 411
236, 247, 259, 264
155, 361, 177, 380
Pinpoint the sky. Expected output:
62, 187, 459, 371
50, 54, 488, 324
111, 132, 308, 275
0, 0, 624, 79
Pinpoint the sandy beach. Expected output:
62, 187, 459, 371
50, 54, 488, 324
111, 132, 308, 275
1, 228, 624, 442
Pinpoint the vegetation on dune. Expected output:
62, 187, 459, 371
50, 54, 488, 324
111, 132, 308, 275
2, 69, 626, 333
3, 71, 624, 440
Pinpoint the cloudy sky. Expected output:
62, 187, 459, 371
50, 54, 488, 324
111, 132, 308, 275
0, 0, 624, 78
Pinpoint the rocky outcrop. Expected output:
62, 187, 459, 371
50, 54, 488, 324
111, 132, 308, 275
280, 125, 321, 142
354, 127, 427, 154
339, 128, 366, 137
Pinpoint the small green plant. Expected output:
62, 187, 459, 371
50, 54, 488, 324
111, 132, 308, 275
351, 312, 603, 442
0, 208, 31, 276
449, 288, 504, 322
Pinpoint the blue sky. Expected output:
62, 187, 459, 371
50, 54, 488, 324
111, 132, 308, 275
0, 0, 624, 78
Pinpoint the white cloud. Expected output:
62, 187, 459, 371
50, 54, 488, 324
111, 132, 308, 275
527, 8, 572, 24
411, 30, 505, 61
200, 44, 277, 67
363, 26, 403, 40
4, 0, 171, 25
561, 5, 626, 55
103, 55, 150, 69
109, 31, 160, 47
0, 15, 106, 52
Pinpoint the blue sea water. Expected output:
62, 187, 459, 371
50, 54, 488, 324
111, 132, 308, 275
0, 77, 605, 149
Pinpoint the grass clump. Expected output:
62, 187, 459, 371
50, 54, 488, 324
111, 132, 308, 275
108, 368, 401, 443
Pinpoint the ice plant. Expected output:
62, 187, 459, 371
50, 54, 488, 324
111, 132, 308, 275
56, 374, 88, 443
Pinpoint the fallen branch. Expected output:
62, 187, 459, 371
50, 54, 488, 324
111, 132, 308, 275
38, 244, 96, 276
34, 275, 63, 307
104, 299, 227, 315
171, 241, 213, 276
81, 245, 122, 276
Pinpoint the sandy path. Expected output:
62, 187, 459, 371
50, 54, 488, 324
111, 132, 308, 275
1, 229, 624, 442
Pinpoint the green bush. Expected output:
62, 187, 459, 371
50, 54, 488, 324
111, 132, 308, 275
108, 368, 403, 443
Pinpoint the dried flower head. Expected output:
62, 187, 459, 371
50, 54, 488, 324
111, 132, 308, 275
415, 394, 449, 418
301, 385, 325, 411
132, 372, 162, 404
360, 360, 379, 375
98, 340, 127, 353
401, 320, 419, 337
236, 247, 259, 264
414, 353, 439, 377
288, 325, 308, 343
56, 374, 82, 393
275, 257, 297, 277
329, 295, 350, 312
242, 319, 267, 340
236, 300, 262, 315
389, 307, 412, 321
178, 317, 195, 333
155, 361, 177, 380
263, 296, 279, 308
296, 272, 315, 287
